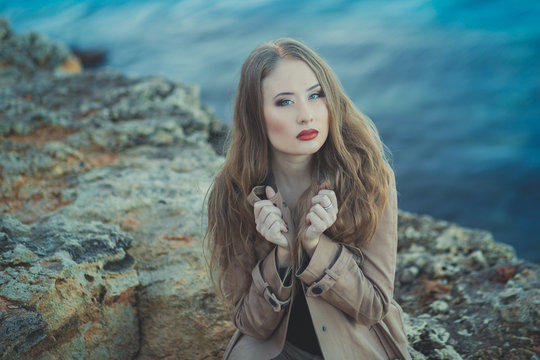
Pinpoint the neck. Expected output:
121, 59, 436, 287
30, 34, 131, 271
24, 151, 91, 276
270, 151, 313, 209
271, 152, 312, 186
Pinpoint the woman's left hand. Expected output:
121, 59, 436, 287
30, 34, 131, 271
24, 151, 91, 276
304, 189, 338, 254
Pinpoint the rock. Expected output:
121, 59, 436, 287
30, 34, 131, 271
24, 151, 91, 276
0, 215, 139, 360
1, 17, 228, 359
494, 270, 540, 326
429, 300, 449, 314
50, 143, 229, 359
396, 211, 540, 360
1, 17, 539, 360
0, 18, 72, 77
404, 313, 463, 360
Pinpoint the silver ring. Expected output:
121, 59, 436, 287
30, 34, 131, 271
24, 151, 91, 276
323, 203, 333, 211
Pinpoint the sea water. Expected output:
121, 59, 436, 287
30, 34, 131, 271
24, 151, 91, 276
2, 0, 539, 262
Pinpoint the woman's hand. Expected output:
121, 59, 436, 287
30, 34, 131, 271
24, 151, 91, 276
253, 186, 289, 248
304, 188, 338, 256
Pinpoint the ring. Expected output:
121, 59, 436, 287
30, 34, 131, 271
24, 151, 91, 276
323, 203, 333, 211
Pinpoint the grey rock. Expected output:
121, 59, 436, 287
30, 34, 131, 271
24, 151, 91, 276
1, 215, 132, 264
0, 18, 70, 77
1, 17, 538, 360
396, 211, 540, 360
0, 305, 48, 360
0, 215, 139, 360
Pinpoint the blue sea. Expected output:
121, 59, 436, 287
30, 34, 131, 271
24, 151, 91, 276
2, 0, 539, 262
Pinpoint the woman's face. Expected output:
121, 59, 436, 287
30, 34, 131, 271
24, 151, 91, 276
262, 58, 329, 158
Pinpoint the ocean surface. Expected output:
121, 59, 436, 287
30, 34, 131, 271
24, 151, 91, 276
2, 0, 539, 262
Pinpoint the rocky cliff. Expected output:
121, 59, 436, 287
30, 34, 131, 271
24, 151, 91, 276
1, 19, 538, 360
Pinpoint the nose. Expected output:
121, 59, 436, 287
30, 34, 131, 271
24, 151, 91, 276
296, 100, 314, 124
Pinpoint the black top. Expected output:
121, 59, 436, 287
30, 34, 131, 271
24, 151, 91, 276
286, 283, 323, 356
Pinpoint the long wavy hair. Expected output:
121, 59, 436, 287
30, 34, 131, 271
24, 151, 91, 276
205, 38, 392, 299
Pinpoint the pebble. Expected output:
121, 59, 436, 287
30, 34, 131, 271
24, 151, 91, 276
430, 300, 449, 313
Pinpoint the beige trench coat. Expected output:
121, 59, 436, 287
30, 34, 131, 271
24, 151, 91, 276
222, 172, 410, 360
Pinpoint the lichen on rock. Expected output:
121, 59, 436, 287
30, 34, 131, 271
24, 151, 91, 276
0, 18, 77, 81
0, 214, 139, 360
396, 211, 540, 359
1, 17, 538, 360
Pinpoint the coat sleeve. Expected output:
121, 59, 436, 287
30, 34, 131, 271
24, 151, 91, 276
296, 171, 398, 325
223, 247, 293, 339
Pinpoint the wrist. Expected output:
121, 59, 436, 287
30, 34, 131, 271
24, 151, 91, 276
276, 245, 290, 268
302, 235, 320, 258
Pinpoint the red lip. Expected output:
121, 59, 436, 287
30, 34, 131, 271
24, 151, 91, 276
296, 129, 319, 141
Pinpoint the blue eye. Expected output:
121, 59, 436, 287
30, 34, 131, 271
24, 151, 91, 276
276, 99, 293, 106
309, 91, 324, 100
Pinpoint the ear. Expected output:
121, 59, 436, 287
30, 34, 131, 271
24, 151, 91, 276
265, 186, 276, 200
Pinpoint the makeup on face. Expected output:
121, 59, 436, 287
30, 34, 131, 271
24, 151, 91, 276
296, 129, 319, 141
262, 58, 329, 158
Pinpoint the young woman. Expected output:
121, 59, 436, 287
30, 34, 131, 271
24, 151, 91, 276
206, 38, 410, 360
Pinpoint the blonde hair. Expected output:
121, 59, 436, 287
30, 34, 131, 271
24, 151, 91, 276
205, 38, 392, 299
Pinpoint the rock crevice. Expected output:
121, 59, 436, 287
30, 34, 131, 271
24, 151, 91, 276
1, 19, 538, 360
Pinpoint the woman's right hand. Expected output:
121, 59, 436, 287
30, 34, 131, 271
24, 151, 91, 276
253, 186, 289, 248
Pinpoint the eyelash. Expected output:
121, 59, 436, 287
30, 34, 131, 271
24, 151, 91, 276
276, 99, 293, 106
275, 91, 325, 107
309, 92, 324, 100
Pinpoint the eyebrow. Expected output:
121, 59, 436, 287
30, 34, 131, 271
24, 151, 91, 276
272, 83, 321, 100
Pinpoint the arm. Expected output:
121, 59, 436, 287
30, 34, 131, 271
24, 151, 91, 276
223, 246, 292, 339
223, 185, 294, 339
297, 173, 398, 324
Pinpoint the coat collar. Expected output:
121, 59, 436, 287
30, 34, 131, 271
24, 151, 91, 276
247, 170, 284, 207
247, 185, 285, 209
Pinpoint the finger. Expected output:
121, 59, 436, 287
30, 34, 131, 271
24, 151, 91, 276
265, 186, 277, 200
311, 194, 332, 208
316, 190, 338, 215
273, 237, 289, 248
309, 205, 334, 231
270, 234, 289, 248
259, 205, 282, 223
305, 212, 326, 239
306, 211, 326, 231
313, 195, 336, 215
318, 189, 338, 207
268, 216, 288, 234
262, 214, 286, 234
253, 199, 279, 218
257, 214, 283, 237
256, 208, 274, 229
255, 203, 281, 224
310, 204, 333, 224
267, 222, 289, 247
269, 220, 287, 237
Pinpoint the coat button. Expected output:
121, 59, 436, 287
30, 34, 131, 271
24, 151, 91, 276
312, 286, 323, 295
322, 326, 327, 332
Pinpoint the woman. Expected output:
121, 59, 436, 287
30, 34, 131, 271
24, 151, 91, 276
206, 38, 410, 360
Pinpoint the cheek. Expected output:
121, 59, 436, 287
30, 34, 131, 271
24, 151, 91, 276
267, 118, 285, 136
265, 111, 288, 138
318, 105, 329, 132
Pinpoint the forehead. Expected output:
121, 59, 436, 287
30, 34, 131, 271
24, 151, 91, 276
262, 58, 319, 95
